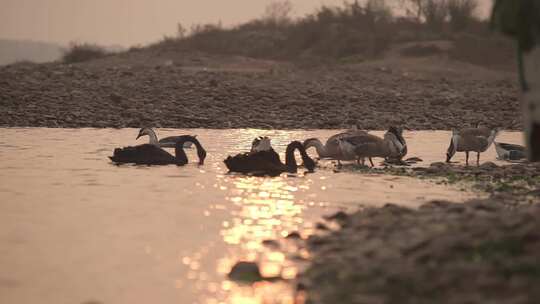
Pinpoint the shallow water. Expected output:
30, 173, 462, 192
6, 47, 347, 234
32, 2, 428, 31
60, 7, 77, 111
0, 128, 522, 304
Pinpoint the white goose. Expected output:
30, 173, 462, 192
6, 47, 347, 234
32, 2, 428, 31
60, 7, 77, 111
303, 127, 369, 165
137, 127, 195, 148
250, 136, 273, 152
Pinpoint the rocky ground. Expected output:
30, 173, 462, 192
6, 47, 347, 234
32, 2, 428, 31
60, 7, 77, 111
0, 45, 520, 130
299, 162, 540, 304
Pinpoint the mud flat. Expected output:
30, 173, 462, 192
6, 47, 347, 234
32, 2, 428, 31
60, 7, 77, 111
299, 162, 540, 303
0, 50, 520, 130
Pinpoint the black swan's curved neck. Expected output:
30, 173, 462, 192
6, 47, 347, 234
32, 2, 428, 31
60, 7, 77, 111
175, 135, 206, 165
285, 141, 312, 173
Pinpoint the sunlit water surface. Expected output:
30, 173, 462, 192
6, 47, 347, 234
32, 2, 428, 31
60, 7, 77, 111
0, 128, 522, 304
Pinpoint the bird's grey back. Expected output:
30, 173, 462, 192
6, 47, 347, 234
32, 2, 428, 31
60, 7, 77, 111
159, 136, 196, 148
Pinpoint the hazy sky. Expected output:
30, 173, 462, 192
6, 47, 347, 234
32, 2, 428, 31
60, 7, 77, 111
1, 0, 492, 47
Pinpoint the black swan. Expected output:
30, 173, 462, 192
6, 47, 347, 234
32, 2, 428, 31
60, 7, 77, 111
224, 141, 316, 176
109, 135, 206, 165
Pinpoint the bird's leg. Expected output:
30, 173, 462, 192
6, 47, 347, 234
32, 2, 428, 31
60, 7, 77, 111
477, 152, 480, 166
465, 151, 469, 166
361, 158, 365, 166
369, 157, 374, 167
356, 157, 360, 165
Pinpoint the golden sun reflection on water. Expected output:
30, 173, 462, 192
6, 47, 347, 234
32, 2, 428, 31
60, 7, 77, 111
212, 174, 313, 304
1, 128, 505, 304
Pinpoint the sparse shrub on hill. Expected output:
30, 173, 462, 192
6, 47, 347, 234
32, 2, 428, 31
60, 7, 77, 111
177, 22, 188, 38
128, 45, 143, 53
447, 0, 478, 31
178, 1, 396, 61
401, 0, 478, 32
143, 0, 512, 68
293, 0, 394, 58
422, 0, 448, 32
262, 0, 293, 25
62, 43, 109, 63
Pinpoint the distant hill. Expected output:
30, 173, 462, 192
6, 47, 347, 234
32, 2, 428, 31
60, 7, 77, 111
0, 39, 62, 65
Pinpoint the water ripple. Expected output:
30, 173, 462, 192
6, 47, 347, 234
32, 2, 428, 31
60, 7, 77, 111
0, 128, 522, 304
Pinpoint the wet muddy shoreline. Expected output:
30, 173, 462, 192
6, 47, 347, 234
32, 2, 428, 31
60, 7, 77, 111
298, 162, 540, 303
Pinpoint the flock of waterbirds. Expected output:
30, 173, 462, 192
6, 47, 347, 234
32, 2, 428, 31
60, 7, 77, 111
109, 125, 516, 176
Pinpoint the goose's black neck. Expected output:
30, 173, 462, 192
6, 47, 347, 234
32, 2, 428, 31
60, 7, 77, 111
175, 135, 206, 165
285, 141, 314, 173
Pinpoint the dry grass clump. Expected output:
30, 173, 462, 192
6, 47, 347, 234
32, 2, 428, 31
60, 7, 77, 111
400, 44, 443, 57
447, 0, 478, 31
449, 33, 515, 69
155, 1, 395, 61
62, 43, 109, 63
143, 0, 513, 68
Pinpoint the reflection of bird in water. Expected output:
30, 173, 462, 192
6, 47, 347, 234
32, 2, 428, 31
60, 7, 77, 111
110, 135, 206, 165
224, 140, 316, 176
136, 127, 196, 148
446, 127, 499, 166
337, 127, 407, 167
303, 128, 369, 165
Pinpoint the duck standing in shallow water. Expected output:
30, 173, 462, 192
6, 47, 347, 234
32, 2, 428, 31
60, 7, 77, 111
110, 135, 206, 165
338, 127, 407, 167
303, 128, 369, 165
224, 139, 316, 176
446, 127, 499, 166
